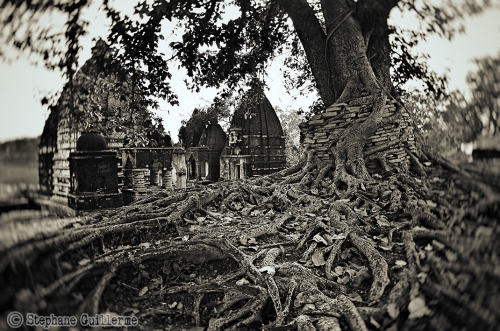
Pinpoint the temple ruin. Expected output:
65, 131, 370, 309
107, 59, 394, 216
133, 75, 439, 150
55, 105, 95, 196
39, 86, 287, 210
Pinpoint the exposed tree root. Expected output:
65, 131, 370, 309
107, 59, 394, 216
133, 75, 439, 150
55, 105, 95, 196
2, 94, 498, 331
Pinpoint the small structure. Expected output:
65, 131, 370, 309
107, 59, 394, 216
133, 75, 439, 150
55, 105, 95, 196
68, 132, 122, 210
472, 136, 500, 162
39, 110, 58, 196
185, 123, 227, 182
121, 147, 186, 204
220, 88, 287, 180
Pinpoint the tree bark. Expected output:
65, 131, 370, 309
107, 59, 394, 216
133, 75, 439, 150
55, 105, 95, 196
276, 0, 336, 106
280, 0, 402, 105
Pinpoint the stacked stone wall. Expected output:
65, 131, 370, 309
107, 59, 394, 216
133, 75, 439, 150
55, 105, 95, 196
300, 97, 417, 167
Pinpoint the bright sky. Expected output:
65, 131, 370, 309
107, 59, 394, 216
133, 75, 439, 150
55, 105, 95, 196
0, 2, 499, 143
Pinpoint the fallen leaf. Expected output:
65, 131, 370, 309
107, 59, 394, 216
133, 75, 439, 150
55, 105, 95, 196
258, 266, 276, 276
337, 275, 350, 285
408, 297, 431, 319
60, 261, 73, 271
378, 242, 394, 251
189, 224, 201, 232
417, 272, 428, 283
426, 200, 437, 208
312, 234, 328, 245
352, 267, 371, 285
476, 226, 493, 237
287, 233, 301, 241
357, 209, 368, 217
138, 286, 148, 297
334, 266, 345, 276
239, 236, 248, 246
445, 250, 457, 262
375, 215, 391, 227
311, 249, 326, 266
346, 292, 363, 302
387, 303, 399, 319
432, 240, 445, 250
139, 242, 151, 249
381, 190, 392, 198
294, 292, 304, 307
78, 258, 91, 266
183, 217, 197, 224
236, 278, 250, 286
302, 303, 316, 311
370, 316, 381, 328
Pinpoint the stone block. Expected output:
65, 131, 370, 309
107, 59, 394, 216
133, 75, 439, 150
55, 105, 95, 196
324, 123, 339, 129
329, 103, 347, 108
322, 112, 338, 119
346, 106, 361, 113
309, 119, 325, 125
371, 136, 389, 143
325, 106, 342, 112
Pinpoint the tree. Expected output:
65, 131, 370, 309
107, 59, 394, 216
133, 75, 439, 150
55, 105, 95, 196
403, 88, 483, 156
467, 52, 500, 136
49, 39, 167, 147
1, 1, 500, 331
275, 106, 305, 166
180, 96, 233, 147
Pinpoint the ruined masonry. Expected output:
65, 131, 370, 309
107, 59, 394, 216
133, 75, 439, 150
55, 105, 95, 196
300, 96, 417, 167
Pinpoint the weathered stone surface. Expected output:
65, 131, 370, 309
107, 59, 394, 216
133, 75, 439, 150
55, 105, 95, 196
299, 97, 415, 165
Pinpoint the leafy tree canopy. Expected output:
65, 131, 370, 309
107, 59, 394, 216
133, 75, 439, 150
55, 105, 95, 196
467, 51, 500, 136
0, 0, 495, 114
403, 88, 483, 155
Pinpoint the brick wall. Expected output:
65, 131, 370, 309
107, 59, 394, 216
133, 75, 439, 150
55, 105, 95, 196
300, 97, 417, 168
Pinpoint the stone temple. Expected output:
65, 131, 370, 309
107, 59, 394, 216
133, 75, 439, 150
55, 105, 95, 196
220, 88, 287, 180
39, 86, 287, 210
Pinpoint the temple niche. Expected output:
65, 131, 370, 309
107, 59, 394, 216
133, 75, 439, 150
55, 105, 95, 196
185, 123, 227, 183
68, 132, 122, 210
220, 88, 287, 180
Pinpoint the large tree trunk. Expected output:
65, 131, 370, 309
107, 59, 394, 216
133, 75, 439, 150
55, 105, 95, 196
279, 0, 407, 189
279, 0, 397, 105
